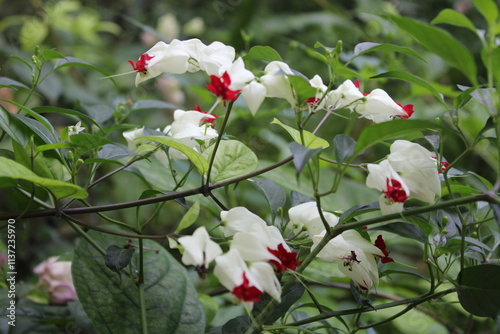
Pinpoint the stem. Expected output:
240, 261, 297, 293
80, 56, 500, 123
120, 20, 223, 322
137, 236, 148, 334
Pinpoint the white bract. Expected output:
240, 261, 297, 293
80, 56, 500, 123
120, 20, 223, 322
260, 61, 296, 107
327, 79, 365, 111
288, 201, 339, 237
219, 206, 267, 237
177, 226, 222, 268
387, 140, 441, 203
312, 230, 384, 290
356, 89, 407, 123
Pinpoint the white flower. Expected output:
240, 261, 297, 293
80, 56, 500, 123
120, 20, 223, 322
241, 81, 267, 115
260, 61, 296, 106
68, 121, 85, 135
123, 127, 146, 151
288, 201, 339, 237
308, 75, 328, 110
327, 80, 365, 111
218, 57, 255, 90
312, 230, 384, 290
355, 89, 407, 123
198, 41, 236, 76
214, 249, 281, 309
387, 140, 441, 203
366, 160, 410, 215
219, 207, 267, 237
132, 41, 190, 86
177, 226, 222, 276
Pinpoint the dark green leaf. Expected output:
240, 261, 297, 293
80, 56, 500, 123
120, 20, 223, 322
249, 177, 286, 216
98, 144, 140, 161
370, 222, 429, 244
0, 76, 30, 90
288, 75, 317, 105
371, 71, 446, 106
202, 140, 258, 183
334, 134, 356, 163
131, 99, 178, 112
70, 133, 113, 151
350, 42, 426, 63
472, 0, 499, 27
289, 142, 321, 176
457, 264, 500, 317
10, 113, 60, 144
104, 245, 135, 273
387, 15, 477, 84
338, 202, 380, 224
54, 57, 115, 84
0, 107, 31, 146
431, 9, 477, 32
291, 191, 315, 207
0, 156, 87, 199
220, 316, 252, 334
33, 106, 100, 128
243, 45, 283, 62
72, 228, 205, 333
252, 282, 305, 325
354, 119, 444, 156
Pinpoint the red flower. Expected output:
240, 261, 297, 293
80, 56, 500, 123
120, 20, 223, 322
128, 54, 154, 73
206, 72, 241, 101
267, 244, 302, 273
306, 97, 320, 105
195, 105, 218, 124
354, 79, 369, 96
231, 272, 263, 302
396, 102, 415, 119
374, 235, 394, 263
382, 178, 408, 203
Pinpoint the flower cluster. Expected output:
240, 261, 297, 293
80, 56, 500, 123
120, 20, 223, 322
178, 207, 300, 310
33, 256, 77, 304
289, 202, 392, 290
366, 140, 442, 215
130, 39, 412, 121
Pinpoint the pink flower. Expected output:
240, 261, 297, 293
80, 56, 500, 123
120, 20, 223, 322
206, 72, 241, 101
34, 256, 77, 304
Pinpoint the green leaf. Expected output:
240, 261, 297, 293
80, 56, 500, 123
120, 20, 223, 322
387, 15, 477, 84
33, 106, 100, 128
472, 0, 499, 27
20, 18, 48, 52
131, 99, 178, 112
441, 184, 481, 197
353, 119, 443, 156
0, 156, 87, 199
202, 140, 258, 183
54, 57, 115, 84
0, 98, 58, 137
289, 142, 322, 176
249, 177, 286, 217
199, 294, 218, 327
371, 71, 447, 106
176, 200, 200, 232
457, 264, 500, 317
287, 75, 317, 105
370, 222, 429, 244
243, 45, 283, 62
350, 42, 426, 63
271, 118, 329, 149
334, 134, 356, 163
104, 245, 135, 273
0, 76, 30, 90
0, 107, 31, 146
431, 9, 477, 32
72, 228, 205, 333
141, 136, 208, 174
252, 282, 305, 325
10, 113, 60, 144
42, 49, 65, 60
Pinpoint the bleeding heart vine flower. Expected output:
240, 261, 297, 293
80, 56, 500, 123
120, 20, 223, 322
219, 207, 268, 237
241, 81, 267, 115
260, 61, 296, 107
355, 89, 408, 123
387, 140, 441, 204
213, 249, 281, 310
288, 201, 339, 238
327, 79, 365, 111
366, 159, 410, 215
177, 226, 223, 278
374, 235, 394, 263
307, 75, 328, 111
129, 41, 190, 86
231, 223, 301, 273
206, 72, 241, 101
312, 230, 385, 290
